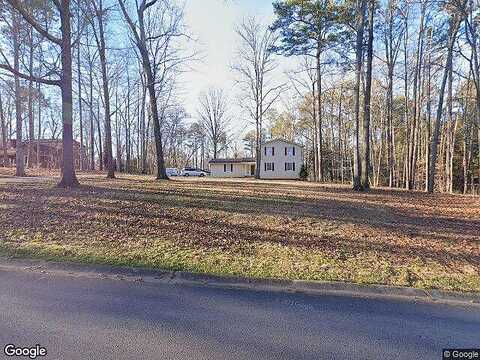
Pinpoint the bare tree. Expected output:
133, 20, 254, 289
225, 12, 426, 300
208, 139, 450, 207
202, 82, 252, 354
286, 56, 318, 179
0, 90, 7, 166
0, 5, 25, 176
233, 16, 284, 179
1, 0, 80, 187
197, 88, 230, 159
118, 0, 192, 180
427, 0, 467, 193
361, 0, 375, 190
352, 0, 367, 190
85, 0, 115, 178
380, 0, 404, 188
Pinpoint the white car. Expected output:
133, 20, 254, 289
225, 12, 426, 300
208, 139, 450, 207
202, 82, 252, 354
166, 168, 179, 176
181, 167, 207, 177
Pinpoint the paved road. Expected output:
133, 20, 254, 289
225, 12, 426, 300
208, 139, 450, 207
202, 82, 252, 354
0, 268, 478, 360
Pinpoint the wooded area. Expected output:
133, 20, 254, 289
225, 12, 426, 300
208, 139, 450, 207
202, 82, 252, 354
0, 0, 479, 194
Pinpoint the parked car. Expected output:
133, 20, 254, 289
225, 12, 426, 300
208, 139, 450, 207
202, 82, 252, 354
165, 167, 179, 177
181, 167, 207, 177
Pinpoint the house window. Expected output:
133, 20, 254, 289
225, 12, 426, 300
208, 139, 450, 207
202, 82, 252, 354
224, 164, 233, 172
224, 164, 226, 172
285, 147, 295, 156
265, 147, 275, 156
285, 162, 295, 171
265, 162, 275, 171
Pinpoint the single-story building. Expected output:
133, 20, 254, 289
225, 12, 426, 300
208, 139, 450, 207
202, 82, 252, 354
208, 139, 304, 179
209, 157, 256, 177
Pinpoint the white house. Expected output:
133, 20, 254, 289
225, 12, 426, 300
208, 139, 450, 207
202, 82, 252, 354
260, 139, 303, 179
209, 157, 256, 178
208, 139, 304, 179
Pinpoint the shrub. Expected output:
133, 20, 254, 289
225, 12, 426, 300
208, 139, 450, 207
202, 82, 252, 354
299, 164, 308, 180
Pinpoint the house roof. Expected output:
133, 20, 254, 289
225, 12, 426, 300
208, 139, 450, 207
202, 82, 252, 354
24, 139, 81, 146
263, 138, 304, 147
209, 157, 255, 164
3, 139, 84, 154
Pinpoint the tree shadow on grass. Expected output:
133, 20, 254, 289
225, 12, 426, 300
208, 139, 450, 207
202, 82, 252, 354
1, 183, 479, 268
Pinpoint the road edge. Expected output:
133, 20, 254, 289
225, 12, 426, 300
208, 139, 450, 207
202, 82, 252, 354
1, 256, 478, 306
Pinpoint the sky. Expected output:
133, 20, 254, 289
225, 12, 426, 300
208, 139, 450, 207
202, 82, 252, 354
180, 0, 283, 138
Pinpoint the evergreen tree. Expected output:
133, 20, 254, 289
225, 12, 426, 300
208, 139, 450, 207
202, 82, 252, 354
271, 0, 345, 182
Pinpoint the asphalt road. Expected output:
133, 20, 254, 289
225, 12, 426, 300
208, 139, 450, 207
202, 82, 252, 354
0, 268, 478, 360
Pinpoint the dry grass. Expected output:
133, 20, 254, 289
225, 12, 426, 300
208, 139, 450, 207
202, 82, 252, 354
0, 167, 479, 292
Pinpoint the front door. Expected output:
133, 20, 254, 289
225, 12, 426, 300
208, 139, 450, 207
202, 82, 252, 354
250, 164, 255, 176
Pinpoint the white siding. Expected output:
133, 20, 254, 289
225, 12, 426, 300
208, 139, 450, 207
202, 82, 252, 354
260, 140, 303, 179
210, 163, 254, 177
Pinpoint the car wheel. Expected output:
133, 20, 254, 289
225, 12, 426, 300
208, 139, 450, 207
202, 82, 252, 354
199, 173, 205, 177
185, 173, 189, 177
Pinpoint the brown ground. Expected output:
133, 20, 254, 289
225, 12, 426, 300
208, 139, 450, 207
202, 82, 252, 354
0, 167, 479, 292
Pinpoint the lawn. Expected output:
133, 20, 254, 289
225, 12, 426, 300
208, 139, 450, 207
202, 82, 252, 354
0, 168, 479, 292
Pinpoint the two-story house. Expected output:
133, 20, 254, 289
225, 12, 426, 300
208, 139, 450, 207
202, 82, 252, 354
260, 139, 303, 179
208, 139, 304, 179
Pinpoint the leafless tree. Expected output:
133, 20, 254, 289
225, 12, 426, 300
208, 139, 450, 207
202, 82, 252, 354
197, 88, 230, 159
232, 16, 285, 179
352, 0, 367, 190
0, 0, 80, 187
84, 0, 115, 178
118, 0, 193, 179
0, 90, 7, 166
427, 0, 467, 193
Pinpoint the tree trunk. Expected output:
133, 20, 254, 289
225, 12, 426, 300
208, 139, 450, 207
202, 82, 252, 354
255, 115, 261, 179
361, 0, 374, 190
312, 84, 318, 180
403, 9, 410, 189
425, 31, 432, 191
408, 4, 425, 190
58, 0, 79, 187
463, 121, 472, 194
478, 127, 480, 195
385, 0, 398, 188
353, 0, 367, 191
77, 4, 84, 171
89, 64, 95, 170
0, 93, 7, 167
126, 71, 131, 173
27, 27, 34, 168
37, 81, 41, 167
97, 99, 103, 171
337, 85, 343, 183
146, 80, 167, 179
427, 17, 460, 193
387, 64, 395, 187
316, 50, 323, 182
115, 90, 122, 172
140, 77, 147, 174
95, 0, 115, 179
13, 11, 25, 177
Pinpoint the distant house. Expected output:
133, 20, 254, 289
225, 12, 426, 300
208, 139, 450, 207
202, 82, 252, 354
208, 139, 304, 179
0, 139, 87, 169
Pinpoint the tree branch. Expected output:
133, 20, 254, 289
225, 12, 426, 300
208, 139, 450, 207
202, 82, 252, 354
8, 0, 62, 45
0, 64, 61, 86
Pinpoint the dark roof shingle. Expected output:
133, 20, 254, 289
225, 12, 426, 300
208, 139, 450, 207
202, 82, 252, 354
208, 157, 255, 164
